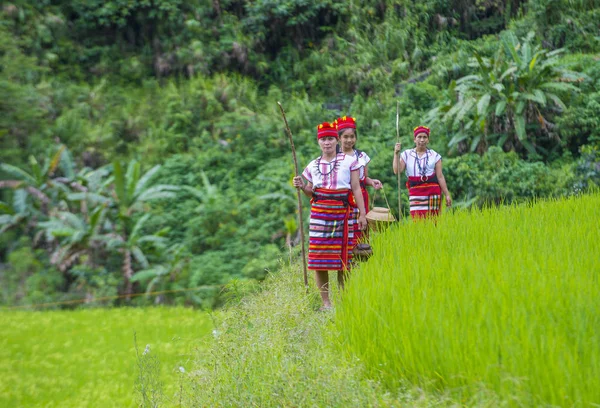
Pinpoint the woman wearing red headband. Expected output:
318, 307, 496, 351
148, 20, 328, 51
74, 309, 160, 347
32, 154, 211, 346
393, 126, 452, 218
334, 116, 382, 243
293, 122, 367, 310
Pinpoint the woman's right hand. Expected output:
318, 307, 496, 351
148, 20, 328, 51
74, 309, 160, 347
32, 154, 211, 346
293, 176, 304, 189
394, 142, 402, 154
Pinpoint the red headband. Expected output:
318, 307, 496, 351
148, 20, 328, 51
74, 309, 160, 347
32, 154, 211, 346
317, 122, 338, 139
335, 116, 357, 131
413, 126, 430, 137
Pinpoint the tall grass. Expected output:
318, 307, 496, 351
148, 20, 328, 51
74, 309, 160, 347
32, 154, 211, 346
0, 307, 211, 407
184, 263, 447, 407
336, 193, 600, 406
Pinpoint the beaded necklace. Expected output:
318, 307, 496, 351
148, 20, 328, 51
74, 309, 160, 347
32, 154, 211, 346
414, 149, 429, 177
315, 154, 339, 177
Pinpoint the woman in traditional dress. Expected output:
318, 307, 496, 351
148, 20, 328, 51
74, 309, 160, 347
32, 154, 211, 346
293, 121, 367, 310
393, 126, 451, 218
334, 115, 382, 243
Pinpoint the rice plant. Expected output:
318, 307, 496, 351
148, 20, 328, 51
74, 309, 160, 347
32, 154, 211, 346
0, 307, 210, 407
335, 193, 600, 406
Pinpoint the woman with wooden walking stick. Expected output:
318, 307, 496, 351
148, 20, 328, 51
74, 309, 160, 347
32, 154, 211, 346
293, 121, 367, 311
393, 126, 452, 218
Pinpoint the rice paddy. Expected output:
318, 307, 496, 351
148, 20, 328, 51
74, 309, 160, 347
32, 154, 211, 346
0, 307, 211, 407
335, 193, 600, 406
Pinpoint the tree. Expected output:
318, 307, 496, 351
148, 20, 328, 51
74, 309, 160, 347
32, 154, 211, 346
130, 243, 190, 299
38, 206, 109, 274
0, 146, 67, 213
106, 213, 168, 298
427, 31, 581, 159
109, 160, 178, 297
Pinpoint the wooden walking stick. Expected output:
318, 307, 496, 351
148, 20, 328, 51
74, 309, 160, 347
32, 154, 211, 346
277, 102, 309, 289
396, 101, 403, 220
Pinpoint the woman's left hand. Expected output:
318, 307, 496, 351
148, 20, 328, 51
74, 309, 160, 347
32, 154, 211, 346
358, 215, 367, 230
371, 179, 383, 190
446, 195, 452, 207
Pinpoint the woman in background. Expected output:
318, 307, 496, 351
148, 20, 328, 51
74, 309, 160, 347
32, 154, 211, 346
393, 126, 451, 218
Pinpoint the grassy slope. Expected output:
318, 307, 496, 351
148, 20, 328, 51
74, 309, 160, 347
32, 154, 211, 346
0, 307, 211, 407
184, 262, 447, 407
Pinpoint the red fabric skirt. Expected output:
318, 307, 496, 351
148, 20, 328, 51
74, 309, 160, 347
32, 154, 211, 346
406, 176, 441, 218
352, 185, 369, 242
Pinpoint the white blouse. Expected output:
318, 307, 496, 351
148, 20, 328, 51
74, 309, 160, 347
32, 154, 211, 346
401, 148, 441, 178
346, 150, 371, 181
302, 153, 362, 190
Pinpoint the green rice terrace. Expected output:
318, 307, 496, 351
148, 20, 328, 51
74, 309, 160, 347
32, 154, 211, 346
1, 193, 598, 407
1, 1, 599, 405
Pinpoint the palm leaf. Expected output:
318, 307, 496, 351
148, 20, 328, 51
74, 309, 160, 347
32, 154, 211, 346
501, 31, 520, 65
13, 189, 28, 213
524, 92, 546, 106
126, 161, 141, 204
112, 161, 127, 208
448, 133, 469, 147
539, 82, 580, 93
48, 145, 66, 177
495, 100, 507, 116
132, 246, 149, 269
134, 165, 161, 198
56, 211, 85, 229
455, 98, 476, 124
456, 74, 481, 85
130, 266, 168, 283
137, 235, 168, 247
521, 139, 537, 155
496, 133, 510, 147
89, 206, 105, 230
30, 157, 43, 184
67, 192, 112, 205
0, 164, 36, 185
546, 93, 567, 111
131, 213, 151, 239
182, 186, 205, 201
470, 136, 482, 152
492, 83, 506, 93
477, 94, 491, 116
136, 185, 178, 202
500, 66, 517, 81
59, 148, 76, 180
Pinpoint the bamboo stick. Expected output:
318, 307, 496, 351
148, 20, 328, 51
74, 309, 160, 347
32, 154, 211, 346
277, 102, 309, 289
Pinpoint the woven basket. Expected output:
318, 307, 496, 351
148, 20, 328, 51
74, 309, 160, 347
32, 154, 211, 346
366, 207, 396, 232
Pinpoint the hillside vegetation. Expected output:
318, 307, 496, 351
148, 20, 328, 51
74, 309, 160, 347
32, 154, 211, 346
1, 0, 599, 306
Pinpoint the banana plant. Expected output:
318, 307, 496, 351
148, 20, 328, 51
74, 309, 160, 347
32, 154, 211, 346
0, 146, 68, 212
105, 213, 168, 298
427, 31, 581, 158
130, 244, 190, 298
38, 205, 110, 272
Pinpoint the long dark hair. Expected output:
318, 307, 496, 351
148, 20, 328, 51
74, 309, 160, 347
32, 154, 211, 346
336, 128, 362, 156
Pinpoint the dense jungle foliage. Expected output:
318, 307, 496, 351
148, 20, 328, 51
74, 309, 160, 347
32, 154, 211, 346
1, 0, 599, 308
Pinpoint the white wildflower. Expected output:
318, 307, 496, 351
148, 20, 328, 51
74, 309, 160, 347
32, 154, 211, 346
179, 366, 185, 373
143, 344, 150, 355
